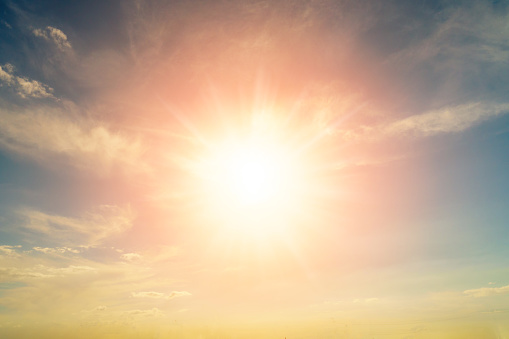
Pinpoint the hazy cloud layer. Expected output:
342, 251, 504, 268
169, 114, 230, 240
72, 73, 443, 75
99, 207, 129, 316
18, 205, 135, 246
390, 2, 509, 67
132, 291, 191, 299
0, 105, 146, 174
0, 265, 95, 282
0, 245, 22, 256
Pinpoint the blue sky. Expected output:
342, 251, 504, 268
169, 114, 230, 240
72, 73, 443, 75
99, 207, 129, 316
1, 0, 509, 337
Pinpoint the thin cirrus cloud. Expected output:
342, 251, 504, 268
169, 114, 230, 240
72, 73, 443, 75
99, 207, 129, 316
123, 308, 164, 318
121, 252, 142, 262
132, 291, 192, 300
32, 246, 81, 254
389, 2, 509, 68
464, 285, 509, 298
340, 102, 509, 142
0, 265, 95, 282
0, 105, 147, 174
0, 64, 54, 98
383, 102, 509, 137
17, 205, 135, 247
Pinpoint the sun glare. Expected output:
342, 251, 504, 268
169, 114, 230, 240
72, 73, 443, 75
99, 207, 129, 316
206, 140, 294, 205
224, 146, 282, 205
197, 134, 305, 240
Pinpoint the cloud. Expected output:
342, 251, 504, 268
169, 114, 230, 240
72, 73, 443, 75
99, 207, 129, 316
132, 291, 165, 299
0, 265, 95, 282
14, 77, 54, 99
0, 64, 54, 98
18, 205, 135, 246
464, 285, 509, 298
0, 64, 15, 83
123, 308, 164, 318
0, 105, 147, 174
32, 26, 72, 51
121, 253, 142, 262
384, 102, 509, 137
0, 245, 22, 257
132, 291, 191, 300
32, 247, 81, 255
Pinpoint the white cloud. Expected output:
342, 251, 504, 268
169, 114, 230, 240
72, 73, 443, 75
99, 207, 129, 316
121, 252, 142, 262
0, 105, 147, 174
384, 102, 509, 137
0, 64, 54, 98
132, 290, 191, 300
15, 76, 54, 98
123, 308, 164, 318
132, 291, 165, 299
18, 205, 135, 246
0, 64, 14, 84
167, 290, 192, 299
464, 285, 509, 298
32, 247, 81, 255
33, 26, 72, 51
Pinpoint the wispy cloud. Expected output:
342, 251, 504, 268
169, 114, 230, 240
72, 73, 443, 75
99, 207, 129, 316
32, 26, 72, 51
0, 105, 147, 174
18, 205, 135, 246
32, 247, 81, 255
132, 291, 191, 300
0, 264, 95, 282
0, 64, 54, 98
384, 102, 509, 137
121, 252, 142, 262
464, 285, 509, 298
122, 308, 164, 318
338, 102, 509, 143
0, 242, 187, 321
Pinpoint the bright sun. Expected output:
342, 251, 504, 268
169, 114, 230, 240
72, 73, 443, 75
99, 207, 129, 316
197, 135, 305, 239
221, 144, 284, 205
206, 140, 295, 206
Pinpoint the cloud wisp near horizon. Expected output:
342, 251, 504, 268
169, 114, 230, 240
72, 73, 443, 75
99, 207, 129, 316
1, 0, 509, 337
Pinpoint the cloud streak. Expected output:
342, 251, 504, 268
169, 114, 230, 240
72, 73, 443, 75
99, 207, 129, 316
18, 205, 135, 246
384, 102, 509, 137
0, 105, 147, 174
132, 291, 191, 300
464, 285, 509, 298
0, 265, 95, 282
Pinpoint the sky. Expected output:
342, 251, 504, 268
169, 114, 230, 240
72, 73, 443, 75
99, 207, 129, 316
1, 0, 509, 338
